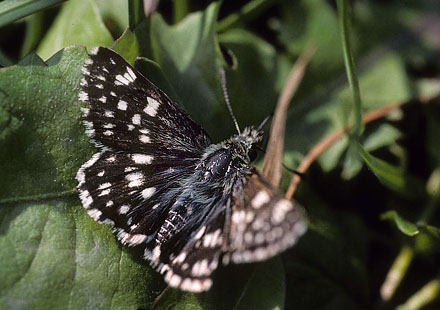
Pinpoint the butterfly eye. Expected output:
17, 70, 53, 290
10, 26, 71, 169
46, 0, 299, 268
248, 147, 258, 162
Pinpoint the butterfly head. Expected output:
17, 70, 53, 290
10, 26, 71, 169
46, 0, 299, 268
229, 126, 263, 163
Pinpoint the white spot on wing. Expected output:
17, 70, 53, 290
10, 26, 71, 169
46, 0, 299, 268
272, 200, 293, 224
79, 190, 93, 207
141, 187, 156, 199
103, 123, 115, 129
88, 208, 102, 220
78, 91, 89, 101
99, 189, 110, 196
174, 252, 187, 264
132, 114, 141, 125
194, 226, 206, 240
139, 135, 150, 143
131, 154, 153, 164
115, 74, 130, 85
90, 47, 99, 55
117, 100, 128, 110
105, 110, 114, 118
98, 182, 111, 190
144, 97, 160, 116
126, 66, 137, 81
119, 205, 130, 214
251, 191, 270, 209
80, 107, 90, 116
152, 246, 161, 261
126, 172, 144, 187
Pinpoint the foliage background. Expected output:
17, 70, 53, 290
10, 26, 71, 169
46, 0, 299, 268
1, 0, 440, 309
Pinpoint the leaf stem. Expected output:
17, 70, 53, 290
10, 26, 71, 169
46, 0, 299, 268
419, 168, 440, 225
173, 0, 188, 24
0, 189, 77, 205
128, 0, 144, 30
396, 278, 440, 310
262, 44, 315, 189
337, 0, 362, 140
380, 245, 414, 303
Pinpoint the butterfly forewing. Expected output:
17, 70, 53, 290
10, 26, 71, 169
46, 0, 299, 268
79, 47, 211, 156
77, 47, 307, 293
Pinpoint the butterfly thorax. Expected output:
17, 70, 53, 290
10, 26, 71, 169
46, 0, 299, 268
197, 126, 262, 187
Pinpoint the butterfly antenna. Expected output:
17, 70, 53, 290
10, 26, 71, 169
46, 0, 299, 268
219, 66, 241, 134
257, 113, 273, 132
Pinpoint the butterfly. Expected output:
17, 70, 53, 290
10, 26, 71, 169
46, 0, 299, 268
76, 47, 307, 292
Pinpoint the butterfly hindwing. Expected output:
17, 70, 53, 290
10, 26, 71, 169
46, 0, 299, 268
163, 203, 227, 292
225, 169, 307, 264
77, 150, 195, 248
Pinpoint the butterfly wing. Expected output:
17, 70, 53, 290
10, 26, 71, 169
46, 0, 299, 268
79, 47, 211, 156
77, 48, 212, 259
162, 201, 228, 292
149, 169, 307, 292
224, 169, 307, 264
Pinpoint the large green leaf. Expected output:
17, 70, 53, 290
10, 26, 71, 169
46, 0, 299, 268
0, 47, 157, 310
149, 2, 224, 138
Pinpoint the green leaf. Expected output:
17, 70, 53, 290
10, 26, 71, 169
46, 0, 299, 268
37, 0, 113, 60
155, 259, 285, 310
363, 124, 401, 151
381, 210, 419, 236
112, 27, 140, 65
231, 258, 285, 310
95, 0, 128, 34
284, 201, 368, 309
357, 143, 406, 192
150, 2, 223, 136
0, 0, 66, 28
342, 124, 402, 179
0, 47, 157, 310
